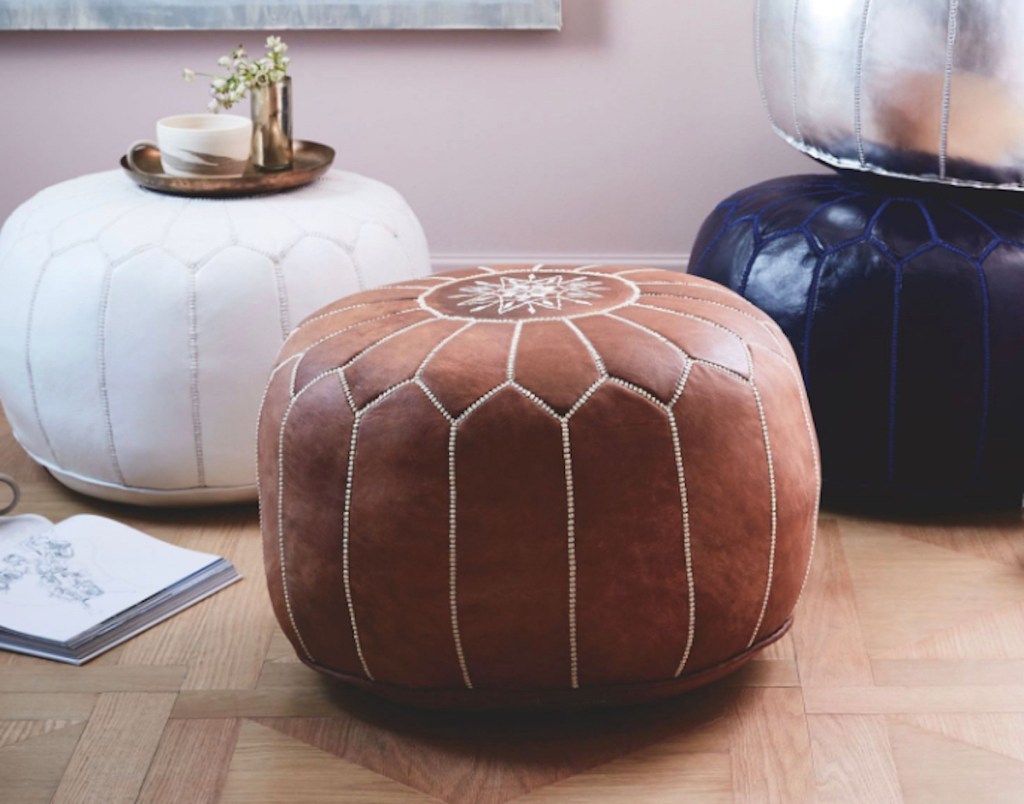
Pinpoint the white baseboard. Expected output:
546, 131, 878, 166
430, 254, 691, 273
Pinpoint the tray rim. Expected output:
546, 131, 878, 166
119, 139, 335, 198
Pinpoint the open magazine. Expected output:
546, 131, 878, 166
0, 501, 240, 665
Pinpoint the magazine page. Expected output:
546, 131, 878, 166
0, 514, 222, 643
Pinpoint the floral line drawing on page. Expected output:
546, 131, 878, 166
0, 533, 104, 607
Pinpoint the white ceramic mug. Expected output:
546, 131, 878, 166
129, 113, 252, 178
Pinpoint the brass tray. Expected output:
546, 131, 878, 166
120, 140, 335, 198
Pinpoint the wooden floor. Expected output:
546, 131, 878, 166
2, 416, 1024, 803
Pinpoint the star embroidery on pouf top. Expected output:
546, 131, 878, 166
451, 273, 608, 316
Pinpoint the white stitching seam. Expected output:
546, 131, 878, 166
274, 371, 336, 663
186, 269, 206, 487
289, 309, 422, 396
669, 363, 697, 676
939, 0, 960, 179
791, 0, 805, 144
339, 378, 374, 680
854, 0, 875, 166
752, 342, 821, 609
561, 419, 580, 689
640, 292, 787, 354
746, 346, 779, 648
448, 424, 473, 688
755, 0, 777, 125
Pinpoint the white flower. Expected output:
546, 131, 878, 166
184, 37, 290, 112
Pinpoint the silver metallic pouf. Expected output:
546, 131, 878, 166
757, 0, 1024, 190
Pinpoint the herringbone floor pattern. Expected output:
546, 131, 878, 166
1, 413, 1023, 803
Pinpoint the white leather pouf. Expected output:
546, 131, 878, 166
0, 169, 431, 505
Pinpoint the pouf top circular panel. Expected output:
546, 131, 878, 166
0, 169, 430, 505
259, 265, 820, 708
757, 0, 1024, 190
689, 173, 1024, 508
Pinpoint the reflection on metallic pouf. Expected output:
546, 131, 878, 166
757, 0, 1024, 190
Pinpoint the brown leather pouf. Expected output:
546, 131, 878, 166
258, 265, 820, 708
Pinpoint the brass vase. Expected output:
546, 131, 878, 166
251, 76, 293, 172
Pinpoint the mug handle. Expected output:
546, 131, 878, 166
0, 474, 20, 516
127, 140, 158, 173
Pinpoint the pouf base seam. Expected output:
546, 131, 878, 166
20, 444, 259, 507
298, 618, 792, 710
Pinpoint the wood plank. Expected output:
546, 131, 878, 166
0, 693, 96, 720
173, 687, 349, 720
889, 718, 1024, 804
882, 600, 1024, 661
729, 688, 815, 802
138, 718, 240, 804
0, 721, 86, 804
896, 714, 1024, 765
265, 624, 302, 664
899, 516, 1024, 569
0, 720, 81, 749
50, 692, 176, 804
218, 720, 434, 803
839, 519, 1024, 657
514, 751, 731, 803
805, 686, 1024, 715
180, 524, 277, 691
0, 665, 186, 694
807, 715, 902, 803
873, 659, 1024, 687
250, 688, 738, 804
792, 519, 873, 687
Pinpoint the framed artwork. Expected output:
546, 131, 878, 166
0, 0, 562, 30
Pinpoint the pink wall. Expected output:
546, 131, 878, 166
0, 0, 816, 266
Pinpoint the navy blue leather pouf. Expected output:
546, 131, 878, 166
690, 174, 1024, 509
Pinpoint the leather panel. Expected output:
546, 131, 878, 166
513, 321, 601, 414
280, 301, 421, 364
258, 366, 293, 653
616, 306, 749, 378
292, 311, 434, 393
673, 364, 772, 671
280, 374, 362, 673
574, 315, 686, 403
571, 384, 689, 685
455, 389, 571, 689
349, 386, 464, 688
640, 294, 783, 358
344, 318, 464, 410
750, 346, 817, 641
419, 323, 515, 417
894, 250, 985, 491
